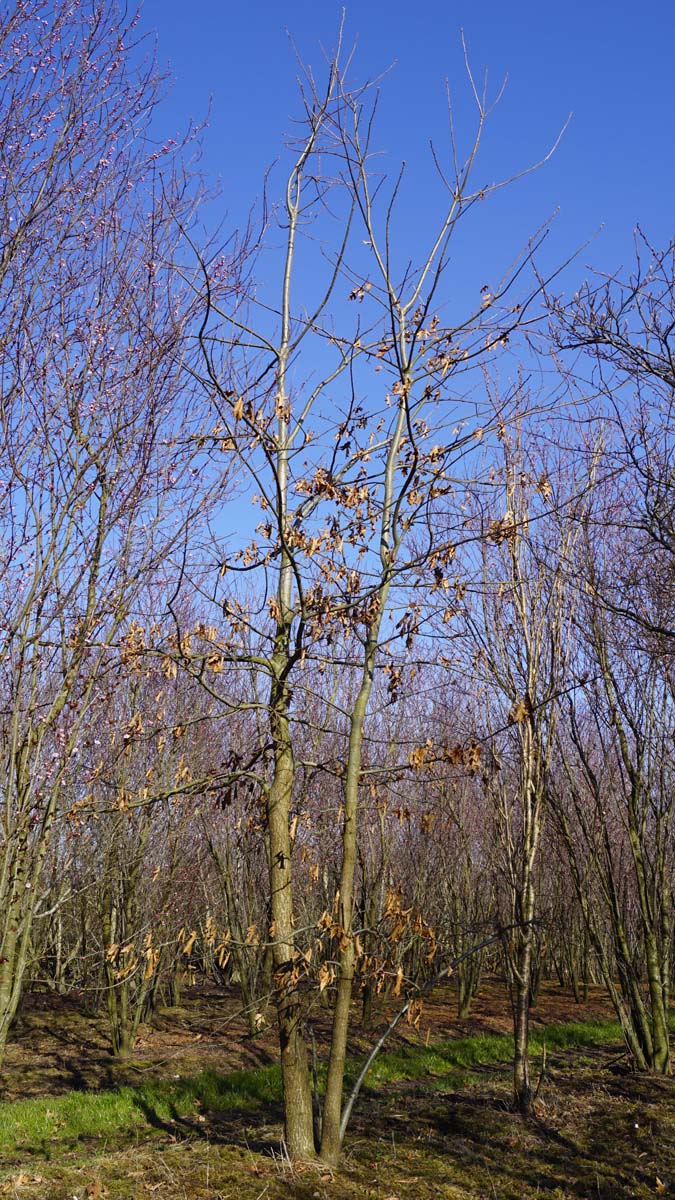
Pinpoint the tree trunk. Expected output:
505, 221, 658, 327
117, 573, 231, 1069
320, 621, 383, 1165
513, 940, 533, 1113
266, 668, 315, 1159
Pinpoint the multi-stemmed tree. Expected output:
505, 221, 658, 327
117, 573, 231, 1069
457, 421, 592, 1110
546, 232, 675, 1073
183, 38, 564, 1159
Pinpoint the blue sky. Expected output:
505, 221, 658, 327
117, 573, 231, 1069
140, 0, 675, 298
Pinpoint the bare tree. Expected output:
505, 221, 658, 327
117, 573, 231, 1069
180, 32, 564, 1159
0, 0, 225, 1060
544, 231, 675, 1073
548, 231, 675, 633
550, 511, 674, 1073
459, 420, 590, 1111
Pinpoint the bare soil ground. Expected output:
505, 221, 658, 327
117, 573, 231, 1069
1, 978, 615, 1101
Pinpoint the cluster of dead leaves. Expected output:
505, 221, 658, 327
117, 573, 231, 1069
408, 737, 481, 773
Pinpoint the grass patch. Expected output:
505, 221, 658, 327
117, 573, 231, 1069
0, 1064, 282, 1158
0, 1017, 623, 1160
351, 1016, 623, 1089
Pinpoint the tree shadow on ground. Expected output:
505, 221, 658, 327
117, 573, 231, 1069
128, 1068, 287, 1155
425, 1083, 672, 1199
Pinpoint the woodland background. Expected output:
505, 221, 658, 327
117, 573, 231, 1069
2, 0, 675, 1174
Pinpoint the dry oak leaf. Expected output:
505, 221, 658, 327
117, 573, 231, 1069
510, 696, 531, 724
181, 930, 197, 957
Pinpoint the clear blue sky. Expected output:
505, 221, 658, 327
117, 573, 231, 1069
140, 0, 675, 298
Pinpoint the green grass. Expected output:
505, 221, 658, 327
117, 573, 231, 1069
0, 1064, 282, 1158
351, 1016, 623, 1087
0, 1017, 623, 1160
